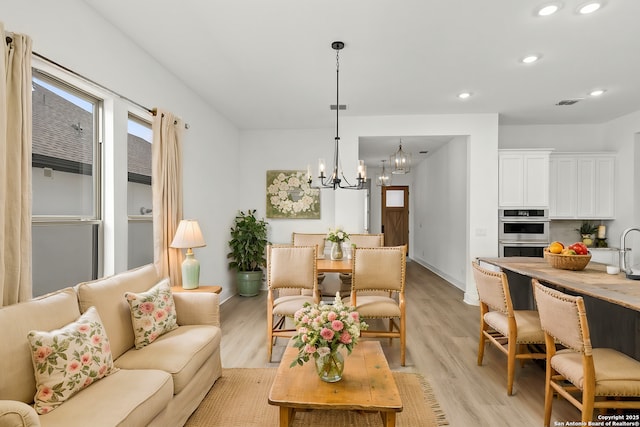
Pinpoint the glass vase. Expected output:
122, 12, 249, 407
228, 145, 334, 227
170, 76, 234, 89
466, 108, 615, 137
330, 242, 343, 260
315, 349, 345, 382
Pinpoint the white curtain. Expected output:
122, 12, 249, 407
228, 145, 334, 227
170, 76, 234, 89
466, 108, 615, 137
152, 109, 184, 287
0, 24, 33, 306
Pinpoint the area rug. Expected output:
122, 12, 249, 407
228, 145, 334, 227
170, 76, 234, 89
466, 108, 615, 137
185, 368, 449, 427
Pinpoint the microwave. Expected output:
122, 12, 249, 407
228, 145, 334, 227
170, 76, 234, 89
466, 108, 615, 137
498, 209, 550, 243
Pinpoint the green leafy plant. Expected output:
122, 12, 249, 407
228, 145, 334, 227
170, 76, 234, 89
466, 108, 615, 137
576, 222, 598, 236
227, 210, 268, 272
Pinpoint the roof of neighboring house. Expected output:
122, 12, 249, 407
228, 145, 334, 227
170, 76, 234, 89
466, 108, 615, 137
32, 82, 151, 178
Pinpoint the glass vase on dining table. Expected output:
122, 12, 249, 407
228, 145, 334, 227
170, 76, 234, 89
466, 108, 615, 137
330, 242, 343, 260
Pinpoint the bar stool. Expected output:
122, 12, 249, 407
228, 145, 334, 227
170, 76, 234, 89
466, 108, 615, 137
533, 280, 640, 426
472, 261, 546, 395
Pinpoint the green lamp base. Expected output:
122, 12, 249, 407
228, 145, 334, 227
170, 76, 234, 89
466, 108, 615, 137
181, 251, 200, 290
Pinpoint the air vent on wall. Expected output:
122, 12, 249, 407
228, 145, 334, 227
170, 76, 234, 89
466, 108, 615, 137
556, 99, 583, 106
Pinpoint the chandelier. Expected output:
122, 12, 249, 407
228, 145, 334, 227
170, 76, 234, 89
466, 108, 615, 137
390, 138, 412, 174
310, 41, 366, 190
376, 160, 392, 187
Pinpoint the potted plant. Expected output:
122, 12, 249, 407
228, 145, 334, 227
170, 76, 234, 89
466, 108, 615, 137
576, 222, 598, 247
227, 210, 269, 296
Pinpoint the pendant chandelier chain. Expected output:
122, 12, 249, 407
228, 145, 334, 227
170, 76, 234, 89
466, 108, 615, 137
310, 41, 366, 190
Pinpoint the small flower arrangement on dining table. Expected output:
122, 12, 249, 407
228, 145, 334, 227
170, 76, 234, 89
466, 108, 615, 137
326, 227, 349, 244
326, 227, 349, 260
290, 293, 368, 382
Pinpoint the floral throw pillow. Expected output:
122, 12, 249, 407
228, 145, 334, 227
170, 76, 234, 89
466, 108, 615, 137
27, 306, 117, 415
124, 278, 178, 349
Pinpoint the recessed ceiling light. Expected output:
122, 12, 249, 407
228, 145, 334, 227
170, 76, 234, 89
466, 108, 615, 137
521, 54, 541, 64
536, 2, 562, 16
589, 89, 606, 96
577, 1, 603, 14
458, 92, 472, 99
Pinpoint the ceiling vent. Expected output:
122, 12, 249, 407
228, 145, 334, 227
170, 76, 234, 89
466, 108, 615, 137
556, 99, 583, 106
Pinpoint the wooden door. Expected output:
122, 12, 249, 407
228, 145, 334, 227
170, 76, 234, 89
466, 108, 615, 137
381, 186, 409, 252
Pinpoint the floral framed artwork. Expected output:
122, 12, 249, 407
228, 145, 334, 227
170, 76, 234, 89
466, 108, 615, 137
266, 170, 320, 219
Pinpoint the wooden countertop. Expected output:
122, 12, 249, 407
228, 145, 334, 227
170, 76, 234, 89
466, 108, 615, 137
478, 257, 640, 312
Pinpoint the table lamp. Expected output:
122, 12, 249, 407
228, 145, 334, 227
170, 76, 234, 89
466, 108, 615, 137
170, 219, 206, 289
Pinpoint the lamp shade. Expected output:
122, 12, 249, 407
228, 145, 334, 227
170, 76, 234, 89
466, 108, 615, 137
170, 220, 206, 249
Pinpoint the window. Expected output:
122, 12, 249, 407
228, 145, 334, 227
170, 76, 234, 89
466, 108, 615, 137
127, 115, 153, 269
31, 69, 102, 296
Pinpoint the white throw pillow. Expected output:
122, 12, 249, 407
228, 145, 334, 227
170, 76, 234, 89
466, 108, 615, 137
27, 306, 117, 415
124, 278, 178, 349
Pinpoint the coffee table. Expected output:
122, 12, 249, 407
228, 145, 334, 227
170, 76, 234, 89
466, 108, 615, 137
268, 340, 402, 427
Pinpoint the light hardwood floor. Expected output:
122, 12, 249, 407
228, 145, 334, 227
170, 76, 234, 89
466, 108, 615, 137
219, 260, 580, 426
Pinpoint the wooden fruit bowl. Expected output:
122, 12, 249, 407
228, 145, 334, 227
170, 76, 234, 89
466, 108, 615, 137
543, 249, 592, 271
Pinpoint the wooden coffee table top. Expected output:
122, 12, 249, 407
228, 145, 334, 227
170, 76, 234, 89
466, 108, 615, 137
268, 340, 402, 412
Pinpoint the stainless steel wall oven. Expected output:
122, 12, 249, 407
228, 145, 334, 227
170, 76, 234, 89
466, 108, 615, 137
498, 209, 549, 257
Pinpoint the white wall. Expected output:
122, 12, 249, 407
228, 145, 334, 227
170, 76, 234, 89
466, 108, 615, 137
412, 136, 468, 290
602, 110, 640, 266
239, 128, 338, 245
3, 1, 241, 302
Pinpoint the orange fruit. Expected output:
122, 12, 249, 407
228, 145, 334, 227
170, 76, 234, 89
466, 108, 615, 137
549, 242, 564, 254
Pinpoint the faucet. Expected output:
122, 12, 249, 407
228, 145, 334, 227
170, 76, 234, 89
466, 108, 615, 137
620, 227, 640, 274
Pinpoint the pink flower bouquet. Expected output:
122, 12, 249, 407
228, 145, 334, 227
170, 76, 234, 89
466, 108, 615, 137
289, 293, 368, 368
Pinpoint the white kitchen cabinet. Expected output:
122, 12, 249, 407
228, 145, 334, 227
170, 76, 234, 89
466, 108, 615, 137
549, 153, 615, 219
499, 150, 551, 208
549, 156, 577, 218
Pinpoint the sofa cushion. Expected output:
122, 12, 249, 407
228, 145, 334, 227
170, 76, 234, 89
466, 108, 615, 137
114, 325, 221, 395
39, 369, 173, 427
124, 278, 178, 349
27, 306, 118, 415
0, 287, 80, 404
76, 264, 161, 359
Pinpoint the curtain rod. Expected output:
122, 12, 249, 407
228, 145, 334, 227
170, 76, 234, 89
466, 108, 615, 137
32, 51, 189, 129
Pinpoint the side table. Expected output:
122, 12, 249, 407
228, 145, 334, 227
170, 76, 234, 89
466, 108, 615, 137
171, 285, 222, 294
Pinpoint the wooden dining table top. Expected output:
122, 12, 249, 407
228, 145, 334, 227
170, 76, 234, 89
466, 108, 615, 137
316, 258, 353, 273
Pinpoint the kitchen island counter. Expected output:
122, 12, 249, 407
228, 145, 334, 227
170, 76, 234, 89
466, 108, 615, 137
478, 256, 640, 359
478, 256, 640, 312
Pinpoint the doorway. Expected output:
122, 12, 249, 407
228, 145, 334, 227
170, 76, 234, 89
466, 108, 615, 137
381, 186, 409, 252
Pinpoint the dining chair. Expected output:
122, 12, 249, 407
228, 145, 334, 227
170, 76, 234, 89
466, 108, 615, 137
348, 245, 407, 366
532, 280, 640, 426
292, 232, 327, 286
471, 261, 546, 395
339, 233, 384, 293
266, 245, 319, 362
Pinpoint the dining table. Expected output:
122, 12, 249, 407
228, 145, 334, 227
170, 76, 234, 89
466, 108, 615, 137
316, 258, 353, 273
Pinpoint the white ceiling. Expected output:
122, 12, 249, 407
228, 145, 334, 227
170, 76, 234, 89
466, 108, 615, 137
83, 0, 640, 166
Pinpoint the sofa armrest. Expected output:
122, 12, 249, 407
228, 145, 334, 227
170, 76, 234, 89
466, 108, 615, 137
172, 292, 220, 327
0, 401, 40, 427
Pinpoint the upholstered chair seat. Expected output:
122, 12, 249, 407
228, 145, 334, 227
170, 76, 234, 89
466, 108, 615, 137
271, 295, 316, 316
483, 310, 546, 344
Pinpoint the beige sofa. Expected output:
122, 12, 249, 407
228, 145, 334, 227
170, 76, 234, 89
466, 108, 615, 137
0, 264, 222, 427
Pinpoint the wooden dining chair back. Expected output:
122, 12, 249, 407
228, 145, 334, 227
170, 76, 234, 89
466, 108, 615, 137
266, 245, 319, 362
348, 233, 384, 248
349, 245, 407, 365
292, 232, 327, 288
532, 280, 640, 426
472, 261, 546, 395
291, 233, 327, 257
339, 233, 384, 293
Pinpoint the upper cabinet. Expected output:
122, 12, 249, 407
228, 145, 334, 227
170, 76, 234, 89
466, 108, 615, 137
499, 149, 552, 208
549, 153, 616, 219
